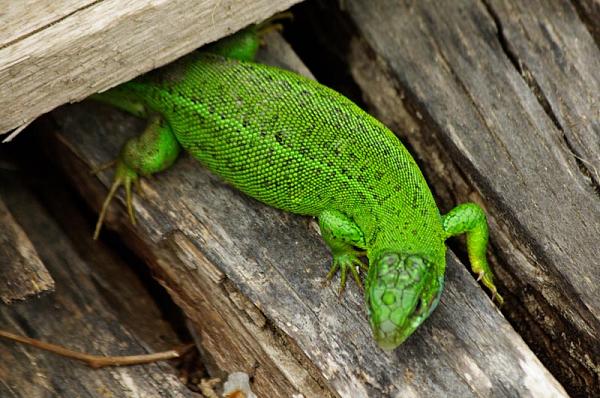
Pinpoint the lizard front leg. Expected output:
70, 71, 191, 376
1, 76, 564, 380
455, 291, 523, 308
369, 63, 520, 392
318, 209, 368, 294
204, 27, 261, 62
94, 114, 181, 239
204, 14, 291, 62
442, 203, 503, 304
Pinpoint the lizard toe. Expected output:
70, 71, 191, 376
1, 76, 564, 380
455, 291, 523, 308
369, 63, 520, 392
93, 160, 139, 240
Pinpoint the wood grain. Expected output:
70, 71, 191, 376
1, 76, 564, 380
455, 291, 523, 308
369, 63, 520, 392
341, 0, 600, 394
0, 195, 54, 303
0, 1, 96, 48
47, 32, 568, 397
486, 0, 600, 185
0, 0, 302, 138
572, 0, 600, 45
0, 172, 195, 397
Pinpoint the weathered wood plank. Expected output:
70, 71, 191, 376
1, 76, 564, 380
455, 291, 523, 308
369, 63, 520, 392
47, 33, 568, 397
486, 0, 600, 185
572, 0, 600, 45
27, 161, 186, 352
0, 194, 54, 303
340, 0, 600, 394
0, 1, 96, 48
0, 0, 303, 139
0, 175, 196, 397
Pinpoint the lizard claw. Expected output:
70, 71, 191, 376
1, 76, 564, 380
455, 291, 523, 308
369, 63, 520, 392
93, 160, 139, 240
477, 271, 504, 306
325, 254, 366, 296
491, 290, 504, 306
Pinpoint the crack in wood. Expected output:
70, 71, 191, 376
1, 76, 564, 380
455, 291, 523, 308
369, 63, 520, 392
0, 1, 104, 51
481, 0, 600, 194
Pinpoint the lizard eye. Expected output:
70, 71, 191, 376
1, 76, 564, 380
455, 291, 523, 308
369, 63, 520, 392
406, 255, 424, 269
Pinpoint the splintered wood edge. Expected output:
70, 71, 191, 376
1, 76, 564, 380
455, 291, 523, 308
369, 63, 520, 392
0, 0, 303, 138
0, 180, 194, 398
0, 196, 54, 303
163, 232, 332, 397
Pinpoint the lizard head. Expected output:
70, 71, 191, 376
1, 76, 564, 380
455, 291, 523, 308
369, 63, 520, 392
366, 252, 443, 350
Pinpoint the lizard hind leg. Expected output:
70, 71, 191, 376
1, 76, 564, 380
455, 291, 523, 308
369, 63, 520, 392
442, 203, 504, 304
93, 115, 181, 239
318, 209, 368, 294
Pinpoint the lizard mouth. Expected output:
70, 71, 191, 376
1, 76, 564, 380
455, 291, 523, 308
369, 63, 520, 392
373, 320, 412, 350
366, 252, 441, 350
371, 301, 429, 350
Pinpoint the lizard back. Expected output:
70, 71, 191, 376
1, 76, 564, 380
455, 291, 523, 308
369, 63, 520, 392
127, 53, 445, 258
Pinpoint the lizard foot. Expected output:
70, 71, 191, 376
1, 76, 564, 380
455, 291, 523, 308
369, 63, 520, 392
324, 253, 368, 295
93, 159, 140, 240
477, 270, 504, 306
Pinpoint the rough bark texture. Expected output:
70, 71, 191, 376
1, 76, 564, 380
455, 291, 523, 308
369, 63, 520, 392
45, 32, 568, 397
0, 194, 54, 303
316, 0, 599, 395
571, 0, 600, 45
0, 173, 196, 397
0, 0, 303, 138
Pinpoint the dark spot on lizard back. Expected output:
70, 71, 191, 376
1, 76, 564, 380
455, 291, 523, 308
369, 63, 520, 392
299, 145, 310, 155
275, 131, 284, 145
279, 80, 292, 90
357, 191, 366, 202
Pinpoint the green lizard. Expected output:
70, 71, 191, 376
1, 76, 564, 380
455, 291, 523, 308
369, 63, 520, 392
91, 25, 502, 350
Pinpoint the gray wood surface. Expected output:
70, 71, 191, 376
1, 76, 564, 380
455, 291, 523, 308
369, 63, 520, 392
0, 175, 196, 397
488, 0, 600, 185
0, 194, 54, 303
0, 0, 303, 139
342, 0, 600, 395
572, 0, 600, 45
47, 33, 568, 397
0, 1, 96, 48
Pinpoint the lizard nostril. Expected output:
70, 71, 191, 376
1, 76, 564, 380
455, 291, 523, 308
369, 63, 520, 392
414, 298, 423, 314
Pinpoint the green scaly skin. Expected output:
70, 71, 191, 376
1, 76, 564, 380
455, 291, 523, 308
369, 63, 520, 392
91, 26, 502, 350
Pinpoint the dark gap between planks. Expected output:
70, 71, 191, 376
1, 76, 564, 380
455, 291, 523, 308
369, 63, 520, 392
0, 118, 209, 395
